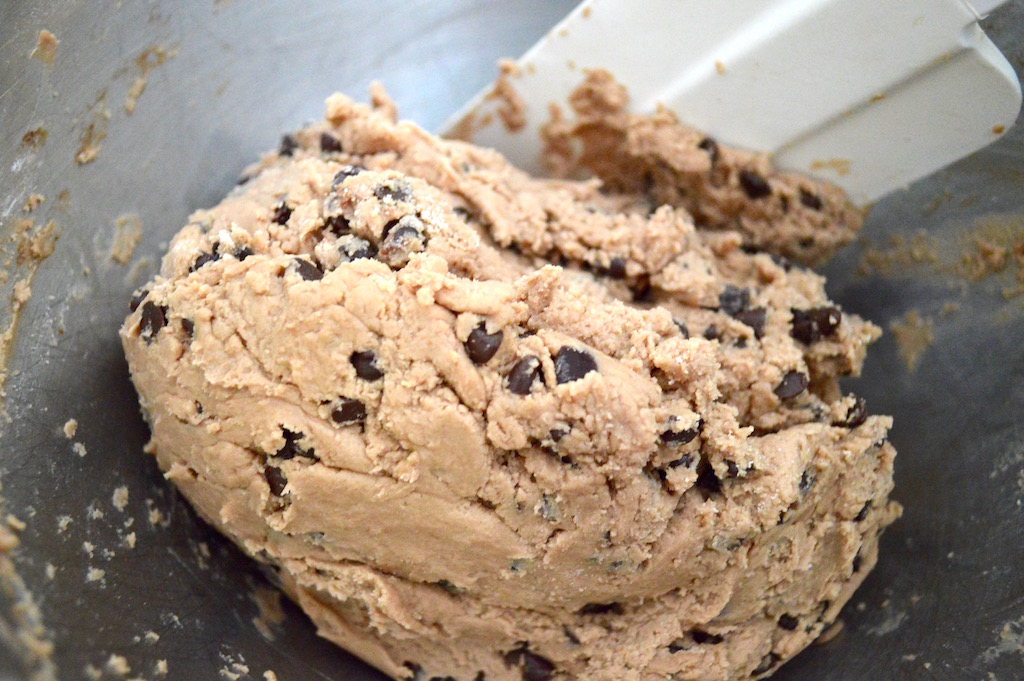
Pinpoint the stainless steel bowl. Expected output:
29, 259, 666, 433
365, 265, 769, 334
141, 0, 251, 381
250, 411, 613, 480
1, 2, 1022, 679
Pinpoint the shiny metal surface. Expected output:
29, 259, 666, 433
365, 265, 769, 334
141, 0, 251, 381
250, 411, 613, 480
0, 2, 1022, 679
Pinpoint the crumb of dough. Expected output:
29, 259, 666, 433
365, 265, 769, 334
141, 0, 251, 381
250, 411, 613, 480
84, 664, 102, 680
87, 506, 104, 520
5, 515, 26, 532
105, 654, 130, 675
146, 500, 167, 528
82, 541, 95, 558
30, 30, 58, 67
63, 418, 78, 439
72, 442, 87, 457
110, 214, 143, 265
45, 564, 56, 580
250, 585, 285, 641
889, 310, 933, 373
220, 662, 250, 680
86, 567, 105, 583
144, 630, 159, 644
154, 659, 169, 677
263, 672, 278, 681
21, 194, 45, 212
56, 515, 71, 532
111, 486, 130, 512
123, 532, 137, 549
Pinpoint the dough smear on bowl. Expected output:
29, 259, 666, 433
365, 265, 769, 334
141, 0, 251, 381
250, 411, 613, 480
121, 74, 899, 681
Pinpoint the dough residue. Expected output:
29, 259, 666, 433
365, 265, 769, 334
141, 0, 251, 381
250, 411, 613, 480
889, 310, 933, 373
110, 214, 143, 265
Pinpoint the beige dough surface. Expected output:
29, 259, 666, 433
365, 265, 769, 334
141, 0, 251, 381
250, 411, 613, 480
121, 80, 899, 681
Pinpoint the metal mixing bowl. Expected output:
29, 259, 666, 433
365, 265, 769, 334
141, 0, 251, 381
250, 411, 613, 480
1, 2, 1022, 679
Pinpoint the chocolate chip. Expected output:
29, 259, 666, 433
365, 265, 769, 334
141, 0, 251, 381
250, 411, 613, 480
703, 324, 721, 341
332, 165, 364, 187
774, 371, 808, 400
790, 306, 842, 344
606, 257, 627, 279
778, 614, 799, 631
840, 395, 868, 428
338, 235, 377, 261
331, 398, 367, 426
434, 579, 460, 595
350, 350, 384, 381
725, 460, 740, 478
661, 416, 701, 446
691, 629, 724, 645
181, 318, 194, 338
698, 137, 720, 165
667, 454, 694, 469
190, 251, 220, 272
852, 550, 863, 573
799, 469, 816, 494
554, 347, 598, 384
694, 457, 722, 497
264, 465, 288, 496
473, 673, 486, 681
375, 180, 412, 203
465, 322, 503, 364
739, 170, 772, 199
324, 214, 351, 235
799, 188, 823, 210
719, 285, 750, 316
632, 275, 653, 302
319, 132, 343, 153
577, 602, 623, 615
272, 202, 292, 225
129, 288, 149, 312
507, 356, 542, 395
752, 652, 780, 676
138, 302, 167, 342
854, 500, 872, 522
279, 134, 298, 157
232, 246, 254, 260
733, 307, 767, 339
276, 428, 316, 460
379, 216, 427, 268
520, 651, 555, 681
292, 258, 323, 281
548, 428, 568, 443
674, 318, 690, 338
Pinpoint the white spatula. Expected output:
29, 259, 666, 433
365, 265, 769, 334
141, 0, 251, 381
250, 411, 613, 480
443, 0, 1021, 206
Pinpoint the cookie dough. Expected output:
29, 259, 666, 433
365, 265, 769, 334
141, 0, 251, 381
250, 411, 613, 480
121, 83, 899, 681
